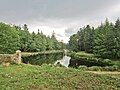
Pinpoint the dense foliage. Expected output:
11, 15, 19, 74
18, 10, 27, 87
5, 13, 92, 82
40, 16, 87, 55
69, 19, 120, 59
0, 23, 66, 54
69, 52, 114, 67
0, 23, 20, 54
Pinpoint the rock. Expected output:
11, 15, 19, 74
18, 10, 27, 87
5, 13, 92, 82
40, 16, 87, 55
2, 62, 10, 67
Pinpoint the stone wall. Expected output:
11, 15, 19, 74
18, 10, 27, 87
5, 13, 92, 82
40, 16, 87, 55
0, 50, 21, 64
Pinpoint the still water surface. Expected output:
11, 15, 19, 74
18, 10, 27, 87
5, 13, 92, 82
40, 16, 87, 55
22, 53, 71, 67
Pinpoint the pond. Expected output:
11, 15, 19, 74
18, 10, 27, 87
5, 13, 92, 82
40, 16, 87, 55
22, 53, 71, 67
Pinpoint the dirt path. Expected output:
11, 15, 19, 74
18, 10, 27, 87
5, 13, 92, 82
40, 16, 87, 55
86, 71, 120, 74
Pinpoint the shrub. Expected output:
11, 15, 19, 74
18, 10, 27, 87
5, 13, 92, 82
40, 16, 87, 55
69, 52, 76, 58
78, 65, 88, 71
103, 59, 113, 65
87, 65, 120, 71
109, 65, 119, 71
114, 61, 120, 68
102, 66, 109, 71
102, 65, 119, 71
88, 66, 102, 71
70, 53, 114, 67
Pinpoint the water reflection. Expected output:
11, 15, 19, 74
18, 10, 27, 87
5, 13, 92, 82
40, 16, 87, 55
22, 53, 63, 65
55, 56, 71, 68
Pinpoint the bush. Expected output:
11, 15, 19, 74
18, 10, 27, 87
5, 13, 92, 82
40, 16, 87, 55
70, 53, 114, 67
78, 65, 88, 71
103, 59, 113, 65
69, 52, 76, 58
87, 65, 120, 71
114, 61, 120, 68
88, 66, 102, 71
111, 65, 119, 71
103, 65, 119, 71
41, 63, 50, 67
103, 66, 110, 71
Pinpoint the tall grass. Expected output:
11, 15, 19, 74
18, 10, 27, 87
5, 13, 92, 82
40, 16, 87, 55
0, 64, 120, 90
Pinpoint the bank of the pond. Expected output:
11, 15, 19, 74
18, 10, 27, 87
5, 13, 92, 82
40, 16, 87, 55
68, 52, 120, 71
21, 50, 64, 57
0, 64, 120, 90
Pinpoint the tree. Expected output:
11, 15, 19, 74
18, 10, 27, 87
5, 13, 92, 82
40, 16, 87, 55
0, 23, 20, 54
83, 25, 95, 53
107, 19, 120, 58
69, 34, 79, 52
51, 31, 59, 50
70, 25, 95, 52
94, 19, 111, 57
28, 31, 38, 51
0, 23, 66, 53
17, 24, 31, 52
46, 36, 53, 50
68, 18, 120, 59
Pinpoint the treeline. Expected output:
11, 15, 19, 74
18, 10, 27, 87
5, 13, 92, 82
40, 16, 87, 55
69, 19, 120, 59
0, 23, 66, 54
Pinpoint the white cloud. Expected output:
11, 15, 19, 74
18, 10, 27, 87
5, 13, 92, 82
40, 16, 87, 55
1, 0, 120, 43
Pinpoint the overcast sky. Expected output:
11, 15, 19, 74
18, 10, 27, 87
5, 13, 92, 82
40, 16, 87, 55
1, 0, 120, 43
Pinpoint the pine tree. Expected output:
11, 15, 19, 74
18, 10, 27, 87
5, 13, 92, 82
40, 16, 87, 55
69, 34, 79, 52
84, 25, 95, 53
94, 19, 112, 58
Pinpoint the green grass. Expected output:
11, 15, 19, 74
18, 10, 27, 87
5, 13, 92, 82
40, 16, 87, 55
76, 51, 95, 57
21, 50, 64, 57
0, 64, 120, 90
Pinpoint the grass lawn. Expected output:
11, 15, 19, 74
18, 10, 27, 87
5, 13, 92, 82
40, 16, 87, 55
76, 51, 95, 57
0, 64, 120, 90
21, 50, 63, 57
